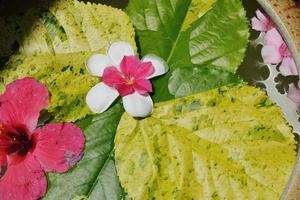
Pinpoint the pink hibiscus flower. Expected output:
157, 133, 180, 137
86, 42, 168, 117
251, 9, 275, 32
0, 78, 85, 200
261, 28, 298, 76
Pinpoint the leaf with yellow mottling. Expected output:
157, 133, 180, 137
0, 0, 136, 122
115, 84, 296, 200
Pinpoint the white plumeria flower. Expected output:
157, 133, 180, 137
86, 41, 169, 117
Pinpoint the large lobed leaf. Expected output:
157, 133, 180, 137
115, 84, 296, 200
0, 0, 136, 122
44, 104, 125, 200
126, 0, 249, 101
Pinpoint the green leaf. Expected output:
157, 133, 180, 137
0, 0, 136, 122
126, 0, 249, 101
44, 104, 125, 200
169, 67, 241, 98
115, 84, 296, 200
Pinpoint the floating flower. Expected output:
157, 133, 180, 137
261, 28, 298, 76
0, 78, 85, 200
86, 42, 169, 117
251, 9, 275, 32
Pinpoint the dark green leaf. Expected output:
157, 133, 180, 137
126, 0, 249, 101
43, 104, 125, 200
169, 67, 241, 98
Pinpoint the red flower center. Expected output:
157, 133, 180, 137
0, 124, 34, 158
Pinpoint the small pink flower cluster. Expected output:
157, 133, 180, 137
252, 10, 300, 108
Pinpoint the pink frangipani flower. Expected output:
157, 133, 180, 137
0, 78, 85, 200
288, 82, 300, 105
251, 9, 275, 32
86, 42, 169, 117
261, 28, 298, 76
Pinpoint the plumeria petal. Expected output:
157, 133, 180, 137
133, 79, 153, 95
103, 66, 125, 87
0, 155, 46, 200
32, 123, 85, 173
86, 54, 112, 77
120, 56, 140, 77
261, 45, 282, 64
116, 84, 135, 97
108, 42, 134, 65
134, 61, 154, 79
288, 82, 300, 104
86, 83, 119, 113
280, 57, 298, 76
251, 17, 267, 32
123, 92, 153, 117
142, 54, 169, 79
256, 10, 268, 23
264, 28, 283, 47
0, 78, 49, 131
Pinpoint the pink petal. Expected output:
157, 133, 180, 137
120, 56, 140, 77
264, 28, 283, 47
256, 10, 268, 23
251, 17, 267, 32
261, 45, 282, 64
134, 61, 154, 79
0, 153, 7, 178
116, 84, 135, 97
133, 79, 153, 95
32, 123, 85, 173
288, 82, 300, 104
102, 66, 125, 87
0, 154, 46, 200
0, 78, 49, 131
280, 57, 298, 76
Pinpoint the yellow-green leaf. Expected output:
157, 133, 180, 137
0, 0, 136, 122
182, 0, 216, 31
115, 84, 296, 200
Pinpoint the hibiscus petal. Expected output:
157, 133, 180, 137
108, 42, 134, 65
251, 17, 267, 32
0, 153, 7, 178
0, 78, 49, 131
261, 45, 282, 64
134, 61, 154, 79
280, 57, 298, 76
142, 54, 169, 79
122, 92, 153, 118
33, 123, 85, 173
86, 83, 119, 113
86, 54, 112, 77
0, 155, 46, 200
120, 55, 140, 77
264, 28, 283, 47
134, 79, 153, 95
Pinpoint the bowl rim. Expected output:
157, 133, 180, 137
256, 0, 300, 199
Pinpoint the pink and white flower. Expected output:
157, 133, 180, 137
261, 28, 298, 76
288, 82, 300, 105
0, 78, 85, 200
86, 42, 168, 117
251, 9, 275, 32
